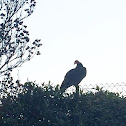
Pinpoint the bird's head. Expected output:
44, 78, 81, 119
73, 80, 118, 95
74, 60, 80, 65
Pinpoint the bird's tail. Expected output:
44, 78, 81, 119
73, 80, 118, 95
60, 82, 67, 90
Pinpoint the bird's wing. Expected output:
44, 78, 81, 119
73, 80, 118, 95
61, 69, 75, 89
64, 69, 75, 79
61, 66, 87, 89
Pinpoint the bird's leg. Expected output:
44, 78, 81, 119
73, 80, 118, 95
75, 85, 80, 125
76, 85, 79, 96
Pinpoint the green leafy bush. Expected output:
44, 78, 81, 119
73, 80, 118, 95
0, 82, 126, 126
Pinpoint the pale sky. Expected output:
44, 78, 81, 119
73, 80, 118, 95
13, 0, 126, 87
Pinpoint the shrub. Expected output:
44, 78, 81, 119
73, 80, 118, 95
0, 82, 126, 126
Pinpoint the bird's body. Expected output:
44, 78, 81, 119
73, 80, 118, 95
61, 60, 86, 90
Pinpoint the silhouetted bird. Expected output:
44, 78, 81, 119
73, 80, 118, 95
61, 60, 86, 90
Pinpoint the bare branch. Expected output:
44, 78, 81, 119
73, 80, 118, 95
0, 0, 42, 76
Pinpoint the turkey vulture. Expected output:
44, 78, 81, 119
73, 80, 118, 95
61, 60, 86, 90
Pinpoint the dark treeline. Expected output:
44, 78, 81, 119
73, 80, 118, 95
0, 82, 126, 126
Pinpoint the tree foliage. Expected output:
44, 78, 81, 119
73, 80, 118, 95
0, 0, 42, 76
0, 0, 42, 97
1, 82, 126, 126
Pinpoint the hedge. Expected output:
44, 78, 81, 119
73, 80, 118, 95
0, 82, 126, 126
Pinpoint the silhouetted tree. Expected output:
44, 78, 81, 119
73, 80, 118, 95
0, 0, 42, 75
0, 0, 42, 97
